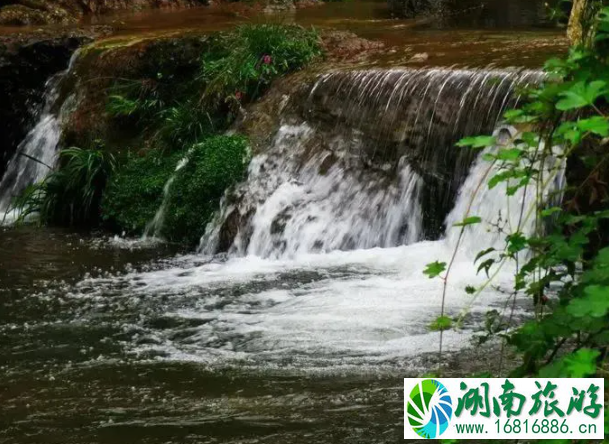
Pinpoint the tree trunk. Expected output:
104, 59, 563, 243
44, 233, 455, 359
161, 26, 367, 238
567, 0, 588, 45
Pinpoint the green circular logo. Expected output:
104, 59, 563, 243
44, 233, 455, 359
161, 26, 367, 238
406, 379, 453, 439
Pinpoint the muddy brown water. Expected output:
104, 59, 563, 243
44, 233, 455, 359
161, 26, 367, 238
0, 227, 413, 444
89, 0, 568, 67
1, 1, 568, 67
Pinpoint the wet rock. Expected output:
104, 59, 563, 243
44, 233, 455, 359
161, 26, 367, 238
0, 4, 74, 26
0, 28, 108, 178
61, 34, 210, 151
409, 52, 429, 63
321, 30, 385, 62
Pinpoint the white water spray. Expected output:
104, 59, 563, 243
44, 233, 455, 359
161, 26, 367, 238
0, 51, 79, 224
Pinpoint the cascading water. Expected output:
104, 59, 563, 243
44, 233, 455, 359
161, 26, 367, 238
202, 67, 544, 258
0, 52, 78, 224
5, 66, 562, 370
143, 155, 190, 239
200, 123, 423, 258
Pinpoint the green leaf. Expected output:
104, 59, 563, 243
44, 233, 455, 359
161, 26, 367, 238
430, 315, 453, 331
456, 136, 496, 149
477, 259, 495, 277
475, 247, 495, 263
465, 285, 476, 295
582, 247, 609, 285
423, 261, 446, 279
506, 232, 527, 255
567, 285, 609, 318
504, 109, 536, 123
539, 349, 600, 378
556, 81, 608, 111
453, 216, 482, 227
496, 148, 523, 162
541, 207, 562, 217
577, 116, 609, 137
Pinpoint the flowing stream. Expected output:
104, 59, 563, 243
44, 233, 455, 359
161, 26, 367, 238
0, 52, 78, 224
0, 64, 562, 443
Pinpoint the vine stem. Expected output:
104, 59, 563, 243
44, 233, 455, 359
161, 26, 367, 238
459, 142, 577, 315
438, 159, 496, 364
498, 132, 546, 374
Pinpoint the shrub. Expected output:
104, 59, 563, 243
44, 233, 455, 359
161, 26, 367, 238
155, 101, 219, 148
102, 135, 250, 244
11, 146, 116, 226
163, 135, 250, 245
200, 24, 322, 105
101, 149, 180, 234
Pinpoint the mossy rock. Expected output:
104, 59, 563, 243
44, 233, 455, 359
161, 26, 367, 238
102, 135, 250, 245
0, 4, 74, 25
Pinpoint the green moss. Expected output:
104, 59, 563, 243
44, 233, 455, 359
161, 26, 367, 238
163, 135, 250, 245
102, 149, 180, 235
102, 136, 250, 245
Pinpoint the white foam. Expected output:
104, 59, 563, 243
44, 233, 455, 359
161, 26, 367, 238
68, 240, 518, 370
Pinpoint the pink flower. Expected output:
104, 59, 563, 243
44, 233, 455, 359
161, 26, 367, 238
262, 54, 272, 65
235, 91, 243, 100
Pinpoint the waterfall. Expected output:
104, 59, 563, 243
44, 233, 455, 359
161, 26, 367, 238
49, 67, 565, 368
202, 67, 545, 259
143, 155, 190, 239
444, 125, 565, 257
0, 51, 79, 224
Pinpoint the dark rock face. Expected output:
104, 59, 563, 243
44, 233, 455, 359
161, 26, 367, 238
0, 31, 96, 178
287, 68, 541, 238
61, 34, 210, 151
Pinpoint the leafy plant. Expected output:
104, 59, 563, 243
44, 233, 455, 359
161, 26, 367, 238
155, 101, 218, 148
105, 24, 321, 154
11, 145, 116, 226
200, 24, 322, 105
426, 3, 609, 378
162, 135, 250, 245
102, 136, 250, 245
102, 149, 181, 235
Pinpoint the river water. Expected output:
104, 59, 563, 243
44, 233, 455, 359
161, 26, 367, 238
0, 1, 567, 442
0, 0, 566, 67
0, 228, 515, 444
89, 0, 566, 67
0, 143, 542, 443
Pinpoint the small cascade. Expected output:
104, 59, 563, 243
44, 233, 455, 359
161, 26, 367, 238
0, 52, 79, 224
201, 124, 423, 258
203, 67, 544, 258
444, 125, 566, 257
143, 156, 190, 239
